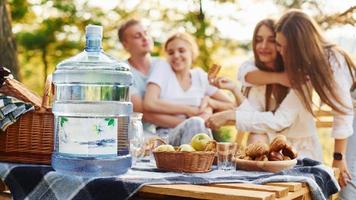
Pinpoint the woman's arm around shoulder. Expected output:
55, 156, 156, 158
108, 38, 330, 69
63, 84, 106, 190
238, 60, 290, 87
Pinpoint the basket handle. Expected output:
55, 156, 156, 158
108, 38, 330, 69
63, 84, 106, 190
149, 137, 167, 146
141, 136, 167, 155
40, 75, 53, 110
204, 140, 217, 152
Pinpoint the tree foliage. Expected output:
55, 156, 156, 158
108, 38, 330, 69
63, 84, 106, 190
9, 0, 105, 85
273, 0, 355, 28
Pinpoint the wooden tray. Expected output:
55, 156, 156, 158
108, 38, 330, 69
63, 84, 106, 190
235, 158, 297, 172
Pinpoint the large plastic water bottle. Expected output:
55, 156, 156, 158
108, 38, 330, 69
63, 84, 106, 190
51, 25, 133, 176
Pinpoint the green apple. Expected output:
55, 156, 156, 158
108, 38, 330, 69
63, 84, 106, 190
213, 126, 237, 142
178, 144, 196, 152
154, 144, 175, 152
191, 133, 213, 151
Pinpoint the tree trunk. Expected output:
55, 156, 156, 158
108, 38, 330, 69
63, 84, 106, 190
0, 0, 20, 80
197, 0, 210, 72
41, 48, 48, 83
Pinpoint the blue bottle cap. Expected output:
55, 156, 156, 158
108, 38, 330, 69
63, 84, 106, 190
85, 24, 103, 38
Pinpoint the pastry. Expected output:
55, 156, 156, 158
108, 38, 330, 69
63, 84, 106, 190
282, 145, 298, 159
269, 135, 287, 152
245, 142, 269, 158
268, 151, 284, 161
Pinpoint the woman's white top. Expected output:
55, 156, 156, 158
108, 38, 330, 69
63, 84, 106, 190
237, 51, 354, 140
328, 51, 354, 139
237, 60, 317, 138
236, 60, 324, 160
147, 63, 218, 116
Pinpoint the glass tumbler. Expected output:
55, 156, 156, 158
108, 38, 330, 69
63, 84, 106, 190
217, 142, 237, 171
128, 112, 144, 166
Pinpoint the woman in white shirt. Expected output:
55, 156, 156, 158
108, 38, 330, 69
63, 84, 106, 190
274, 9, 355, 193
144, 32, 233, 146
207, 10, 355, 189
208, 19, 323, 161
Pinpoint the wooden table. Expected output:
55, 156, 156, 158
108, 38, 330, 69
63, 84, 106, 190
137, 182, 309, 200
138, 181, 339, 200
134, 168, 340, 200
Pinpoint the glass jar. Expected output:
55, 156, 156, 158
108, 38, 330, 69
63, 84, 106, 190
129, 113, 144, 166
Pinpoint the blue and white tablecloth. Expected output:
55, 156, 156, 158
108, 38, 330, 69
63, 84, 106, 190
0, 158, 339, 200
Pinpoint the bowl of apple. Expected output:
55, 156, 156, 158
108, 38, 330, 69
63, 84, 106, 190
153, 133, 216, 173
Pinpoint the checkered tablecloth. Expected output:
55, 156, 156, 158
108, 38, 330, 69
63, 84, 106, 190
0, 158, 339, 200
0, 95, 33, 131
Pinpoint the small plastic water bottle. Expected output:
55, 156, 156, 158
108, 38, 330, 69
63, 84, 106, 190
51, 25, 133, 176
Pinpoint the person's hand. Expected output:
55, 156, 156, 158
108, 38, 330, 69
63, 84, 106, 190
332, 159, 352, 189
185, 106, 203, 117
198, 107, 213, 121
199, 96, 210, 112
212, 77, 237, 91
205, 110, 235, 130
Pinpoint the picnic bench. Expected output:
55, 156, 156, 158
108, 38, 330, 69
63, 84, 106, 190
315, 110, 333, 128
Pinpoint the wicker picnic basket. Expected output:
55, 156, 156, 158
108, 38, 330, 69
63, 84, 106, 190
153, 140, 216, 173
0, 77, 54, 164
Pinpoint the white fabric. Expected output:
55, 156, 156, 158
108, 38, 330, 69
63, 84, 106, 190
328, 51, 354, 139
127, 57, 171, 134
236, 90, 314, 138
236, 52, 354, 139
127, 58, 170, 97
146, 64, 216, 146
147, 64, 218, 108
235, 61, 323, 161
237, 59, 258, 87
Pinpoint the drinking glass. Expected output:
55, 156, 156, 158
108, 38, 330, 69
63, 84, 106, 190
217, 142, 237, 171
128, 113, 144, 166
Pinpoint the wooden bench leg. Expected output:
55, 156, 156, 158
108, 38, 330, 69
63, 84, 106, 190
0, 180, 10, 200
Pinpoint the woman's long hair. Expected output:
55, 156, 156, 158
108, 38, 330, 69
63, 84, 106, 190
246, 19, 289, 112
275, 9, 356, 114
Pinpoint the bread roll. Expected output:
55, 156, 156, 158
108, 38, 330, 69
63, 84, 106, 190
269, 135, 287, 152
